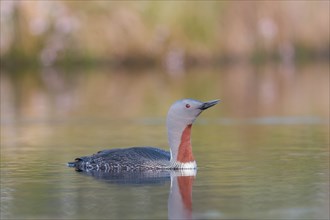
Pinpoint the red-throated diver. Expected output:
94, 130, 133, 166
68, 98, 219, 171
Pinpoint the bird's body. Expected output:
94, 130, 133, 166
70, 147, 171, 171
68, 99, 219, 171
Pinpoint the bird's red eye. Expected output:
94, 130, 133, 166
185, 104, 190, 108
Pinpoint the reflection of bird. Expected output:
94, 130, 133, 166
168, 170, 196, 220
68, 99, 219, 171
75, 168, 196, 219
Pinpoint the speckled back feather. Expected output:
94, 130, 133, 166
72, 147, 171, 172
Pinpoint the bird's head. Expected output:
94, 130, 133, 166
167, 98, 220, 126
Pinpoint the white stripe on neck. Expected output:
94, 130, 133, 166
171, 161, 197, 169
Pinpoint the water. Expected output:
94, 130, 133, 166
1, 63, 329, 219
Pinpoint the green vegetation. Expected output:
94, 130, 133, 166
1, 1, 329, 68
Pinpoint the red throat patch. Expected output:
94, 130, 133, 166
177, 124, 194, 163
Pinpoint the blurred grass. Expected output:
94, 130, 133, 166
0, 1, 329, 68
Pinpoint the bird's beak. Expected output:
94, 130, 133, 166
199, 99, 220, 110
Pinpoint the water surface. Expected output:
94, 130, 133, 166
1, 64, 329, 219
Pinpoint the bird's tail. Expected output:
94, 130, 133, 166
67, 158, 82, 167
67, 161, 77, 167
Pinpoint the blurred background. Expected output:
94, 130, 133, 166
1, 1, 329, 67
1, 1, 329, 219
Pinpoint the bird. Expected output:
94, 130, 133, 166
68, 98, 220, 171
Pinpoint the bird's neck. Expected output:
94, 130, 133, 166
176, 124, 194, 163
167, 119, 195, 166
